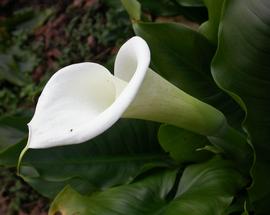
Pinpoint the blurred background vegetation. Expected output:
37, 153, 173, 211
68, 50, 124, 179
0, 0, 132, 214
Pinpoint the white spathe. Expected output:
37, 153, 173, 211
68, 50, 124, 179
28, 37, 150, 148
28, 36, 225, 149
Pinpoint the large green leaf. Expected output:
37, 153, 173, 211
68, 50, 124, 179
171, 157, 247, 215
18, 119, 171, 198
132, 20, 253, 175
133, 22, 243, 126
158, 123, 253, 176
49, 157, 246, 215
199, 0, 225, 44
49, 169, 177, 215
158, 125, 213, 163
0, 139, 26, 167
134, 22, 216, 99
0, 122, 25, 151
0, 114, 30, 132
211, 0, 270, 213
0, 115, 29, 167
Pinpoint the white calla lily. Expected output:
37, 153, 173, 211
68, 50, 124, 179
27, 36, 225, 149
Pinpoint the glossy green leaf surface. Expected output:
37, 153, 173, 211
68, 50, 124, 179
158, 125, 213, 163
0, 115, 29, 167
208, 126, 253, 176
211, 0, 270, 213
0, 139, 26, 167
199, 0, 225, 44
0, 122, 25, 151
132, 20, 252, 175
133, 22, 243, 126
49, 157, 246, 215
49, 170, 177, 215
19, 119, 171, 198
134, 22, 216, 99
171, 157, 247, 215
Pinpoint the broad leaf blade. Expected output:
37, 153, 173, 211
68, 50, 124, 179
0, 115, 29, 167
0, 124, 25, 151
0, 139, 26, 167
133, 22, 243, 126
49, 170, 177, 215
134, 22, 216, 99
133, 21, 252, 174
199, 0, 225, 44
169, 157, 247, 215
211, 0, 270, 213
49, 157, 246, 215
19, 119, 171, 198
158, 125, 213, 163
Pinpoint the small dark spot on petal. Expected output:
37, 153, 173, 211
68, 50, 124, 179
70, 129, 73, 132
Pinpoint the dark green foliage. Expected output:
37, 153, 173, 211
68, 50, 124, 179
158, 125, 213, 163
49, 157, 246, 215
211, 0, 270, 213
18, 119, 170, 199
